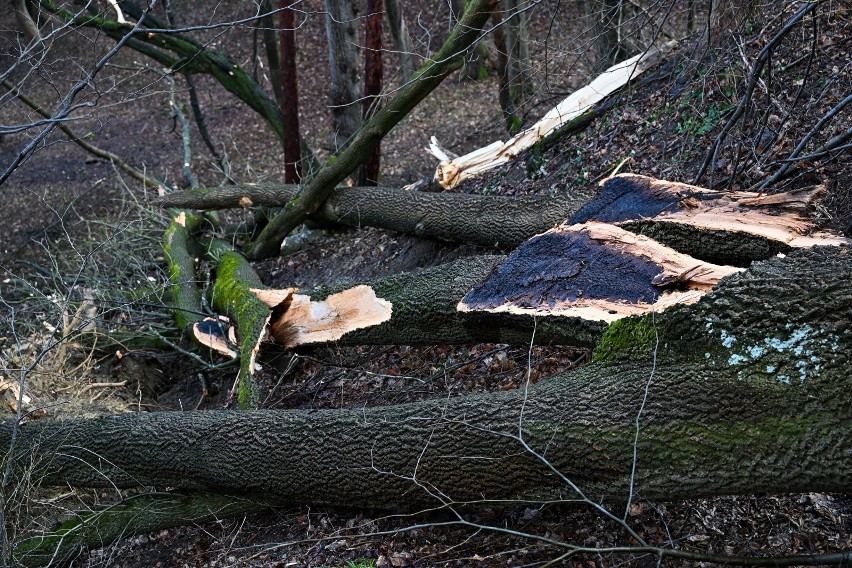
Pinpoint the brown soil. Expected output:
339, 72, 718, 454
1, 1, 850, 567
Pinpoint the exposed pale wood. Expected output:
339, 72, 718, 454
575, 174, 849, 249
458, 222, 743, 322
429, 42, 675, 188
266, 285, 393, 347
192, 317, 238, 359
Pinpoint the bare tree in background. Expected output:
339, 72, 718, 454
324, 0, 363, 152
385, 0, 414, 83
279, 0, 302, 182
359, 0, 384, 185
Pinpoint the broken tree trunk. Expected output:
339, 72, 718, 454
4, 247, 851, 513
429, 42, 675, 188
569, 174, 847, 265
161, 174, 846, 263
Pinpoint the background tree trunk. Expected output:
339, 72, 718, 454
502, 0, 533, 108
587, 0, 627, 70
492, 14, 519, 131
4, 248, 851, 509
279, 0, 302, 182
385, 0, 414, 83
324, 0, 363, 152
359, 0, 383, 186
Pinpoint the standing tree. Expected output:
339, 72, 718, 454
324, 0, 363, 152
278, 0, 302, 183
359, 0, 384, 186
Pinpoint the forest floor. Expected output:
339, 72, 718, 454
1, 1, 851, 567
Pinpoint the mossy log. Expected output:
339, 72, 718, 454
3, 248, 851, 514
162, 211, 203, 331
160, 184, 590, 249
14, 492, 268, 568
206, 246, 273, 409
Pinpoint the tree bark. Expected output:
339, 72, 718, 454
4, 248, 851, 509
161, 174, 844, 264
279, 0, 302, 182
160, 183, 590, 249
492, 13, 518, 131
324, 0, 363, 151
359, 0, 384, 186
300, 254, 605, 347
384, 0, 414, 83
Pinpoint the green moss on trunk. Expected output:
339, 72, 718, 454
211, 251, 271, 408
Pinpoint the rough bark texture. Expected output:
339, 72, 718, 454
4, 249, 850, 510
245, 0, 499, 259
324, 0, 362, 151
161, 183, 589, 249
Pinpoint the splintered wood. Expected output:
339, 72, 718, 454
458, 174, 847, 322
259, 285, 393, 348
458, 222, 743, 322
571, 174, 848, 248
428, 42, 675, 188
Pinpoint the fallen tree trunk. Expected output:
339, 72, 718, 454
161, 174, 847, 263
4, 247, 851, 509
194, 251, 604, 352
160, 184, 591, 249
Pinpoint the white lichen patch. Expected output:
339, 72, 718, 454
718, 324, 839, 383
